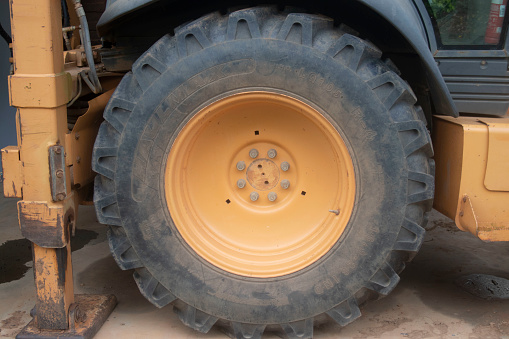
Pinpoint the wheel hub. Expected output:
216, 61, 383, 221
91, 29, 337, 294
245, 158, 280, 191
164, 92, 356, 277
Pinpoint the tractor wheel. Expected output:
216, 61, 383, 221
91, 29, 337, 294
92, 7, 433, 338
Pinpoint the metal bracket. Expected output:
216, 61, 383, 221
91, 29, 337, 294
49, 145, 67, 202
68, 303, 86, 332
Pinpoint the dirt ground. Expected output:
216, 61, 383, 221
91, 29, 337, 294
0, 191, 508, 338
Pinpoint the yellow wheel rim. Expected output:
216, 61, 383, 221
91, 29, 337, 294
165, 92, 355, 277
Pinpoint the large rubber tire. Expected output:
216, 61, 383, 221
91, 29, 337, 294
92, 7, 434, 338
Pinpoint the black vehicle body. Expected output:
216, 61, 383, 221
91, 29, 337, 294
95, 0, 509, 120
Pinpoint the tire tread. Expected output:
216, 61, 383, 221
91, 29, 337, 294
92, 6, 433, 337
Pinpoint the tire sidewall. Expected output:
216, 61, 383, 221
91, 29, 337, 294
115, 37, 408, 323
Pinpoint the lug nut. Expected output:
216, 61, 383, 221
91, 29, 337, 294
280, 179, 290, 189
267, 149, 277, 159
236, 161, 246, 171
237, 179, 246, 189
249, 149, 259, 159
250, 192, 259, 201
281, 161, 290, 172
267, 192, 277, 202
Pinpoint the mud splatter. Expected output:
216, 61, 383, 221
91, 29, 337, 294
0, 310, 26, 329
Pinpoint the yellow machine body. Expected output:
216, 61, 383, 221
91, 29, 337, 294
433, 115, 509, 241
1, 0, 509, 336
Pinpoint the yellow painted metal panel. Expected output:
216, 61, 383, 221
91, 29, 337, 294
433, 115, 509, 241
9, 73, 72, 108
65, 89, 114, 188
10, 0, 65, 75
1, 146, 23, 198
431, 117, 464, 219
9, 0, 75, 328
33, 242, 74, 329
17, 106, 69, 201
482, 120, 509, 191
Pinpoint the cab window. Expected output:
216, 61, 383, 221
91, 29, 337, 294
425, 0, 507, 48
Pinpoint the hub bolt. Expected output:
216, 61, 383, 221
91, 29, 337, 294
237, 179, 246, 189
249, 149, 259, 159
267, 149, 277, 159
236, 161, 246, 171
250, 192, 259, 201
281, 161, 290, 172
267, 192, 277, 202
280, 179, 290, 189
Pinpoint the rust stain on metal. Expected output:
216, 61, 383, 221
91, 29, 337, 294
32, 243, 74, 330
18, 294, 117, 338
246, 158, 280, 191
18, 201, 74, 248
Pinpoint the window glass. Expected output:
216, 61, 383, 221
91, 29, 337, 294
426, 0, 507, 46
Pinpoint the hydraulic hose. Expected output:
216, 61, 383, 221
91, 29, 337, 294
0, 22, 12, 46
73, 0, 102, 94
0, 21, 13, 69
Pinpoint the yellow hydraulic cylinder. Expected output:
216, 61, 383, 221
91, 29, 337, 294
8, 0, 74, 329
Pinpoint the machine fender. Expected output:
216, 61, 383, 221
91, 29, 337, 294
96, 0, 458, 118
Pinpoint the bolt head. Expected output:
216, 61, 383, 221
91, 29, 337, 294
249, 149, 259, 159
250, 192, 259, 201
281, 161, 290, 172
237, 179, 246, 189
267, 192, 277, 202
56, 170, 64, 178
280, 179, 290, 189
267, 149, 277, 159
236, 161, 246, 171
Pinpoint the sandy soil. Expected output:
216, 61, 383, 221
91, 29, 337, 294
0, 195, 508, 338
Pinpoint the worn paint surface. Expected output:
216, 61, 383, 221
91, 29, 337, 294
17, 294, 117, 338
17, 200, 75, 248
1, 146, 22, 198
8, 0, 76, 330
433, 115, 509, 241
33, 243, 74, 329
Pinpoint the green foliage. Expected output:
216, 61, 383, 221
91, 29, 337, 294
429, 0, 457, 18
